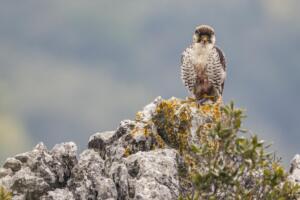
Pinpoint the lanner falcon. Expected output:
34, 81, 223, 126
181, 25, 226, 104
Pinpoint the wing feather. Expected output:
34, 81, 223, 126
206, 46, 227, 95
180, 45, 196, 94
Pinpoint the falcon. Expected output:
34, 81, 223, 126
181, 25, 226, 104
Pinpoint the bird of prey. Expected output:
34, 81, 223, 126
181, 25, 226, 104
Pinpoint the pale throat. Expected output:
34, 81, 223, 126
192, 43, 213, 66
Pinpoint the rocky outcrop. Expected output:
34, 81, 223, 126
0, 97, 299, 199
289, 154, 300, 183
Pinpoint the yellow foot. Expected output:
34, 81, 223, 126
215, 96, 223, 105
203, 95, 216, 101
187, 96, 196, 101
181, 96, 196, 104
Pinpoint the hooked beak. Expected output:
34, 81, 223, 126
201, 35, 209, 43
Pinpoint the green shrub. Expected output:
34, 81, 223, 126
179, 101, 300, 199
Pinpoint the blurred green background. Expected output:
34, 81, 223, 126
0, 1, 299, 166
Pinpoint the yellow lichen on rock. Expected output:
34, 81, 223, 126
0, 186, 12, 200
153, 133, 165, 148
123, 147, 132, 157
152, 99, 193, 154
135, 111, 143, 122
200, 101, 222, 122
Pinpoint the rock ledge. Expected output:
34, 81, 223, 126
0, 97, 299, 199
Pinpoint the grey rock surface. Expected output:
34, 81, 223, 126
3, 158, 22, 172
289, 154, 300, 183
0, 97, 184, 200
0, 97, 299, 199
124, 149, 179, 200
41, 188, 75, 200
0, 167, 12, 178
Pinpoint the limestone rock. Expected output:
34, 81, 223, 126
0, 97, 299, 199
289, 154, 300, 183
41, 189, 75, 200
124, 149, 180, 200
3, 158, 22, 172
0, 168, 12, 178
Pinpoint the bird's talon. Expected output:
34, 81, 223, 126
197, 98, 208, 106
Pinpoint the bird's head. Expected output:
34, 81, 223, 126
193, 25, 216, 48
